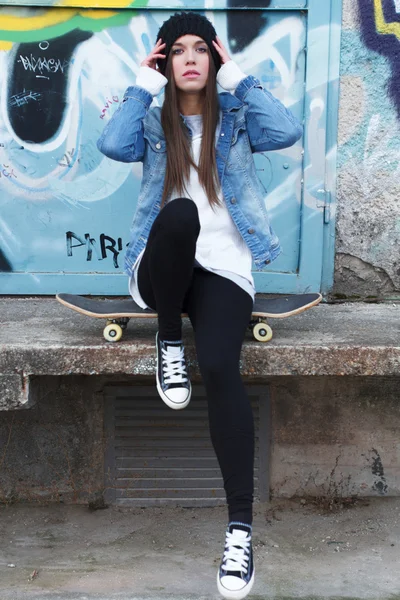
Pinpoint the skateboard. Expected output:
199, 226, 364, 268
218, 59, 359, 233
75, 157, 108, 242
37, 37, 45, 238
56, 292, 322, 343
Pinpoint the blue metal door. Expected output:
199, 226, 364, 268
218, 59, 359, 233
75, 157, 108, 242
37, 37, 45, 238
0, 0, 341, 294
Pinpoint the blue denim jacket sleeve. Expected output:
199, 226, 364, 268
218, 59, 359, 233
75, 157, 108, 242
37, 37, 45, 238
96, 85, 153, 162
234, 75, 303, 152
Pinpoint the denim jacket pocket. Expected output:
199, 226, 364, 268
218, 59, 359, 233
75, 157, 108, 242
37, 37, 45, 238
143, 130, 167, 154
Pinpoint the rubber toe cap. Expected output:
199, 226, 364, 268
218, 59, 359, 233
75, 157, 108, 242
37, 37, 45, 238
220, 575, 246, 592
165, 387, 190, 405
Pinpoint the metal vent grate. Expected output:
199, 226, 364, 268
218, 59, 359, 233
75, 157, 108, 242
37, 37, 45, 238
104, 386, 270, 507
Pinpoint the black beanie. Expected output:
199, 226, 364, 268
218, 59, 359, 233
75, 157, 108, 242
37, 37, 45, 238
156, 11, 222, 76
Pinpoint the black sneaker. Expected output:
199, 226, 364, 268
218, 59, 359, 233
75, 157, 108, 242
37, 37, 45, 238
217, 522, 255, 600
155, 332, 191, 410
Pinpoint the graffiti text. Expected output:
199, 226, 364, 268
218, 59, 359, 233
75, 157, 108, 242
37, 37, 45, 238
100, 96, 119, 119
18, 54, 69, 75
66, 231, 128, 269
10, 90, 42, 107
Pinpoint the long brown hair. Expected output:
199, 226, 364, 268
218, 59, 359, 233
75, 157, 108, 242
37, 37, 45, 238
160, 47, 221, 208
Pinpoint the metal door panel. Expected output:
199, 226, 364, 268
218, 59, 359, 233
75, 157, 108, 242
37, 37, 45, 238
0, 0, 341, 294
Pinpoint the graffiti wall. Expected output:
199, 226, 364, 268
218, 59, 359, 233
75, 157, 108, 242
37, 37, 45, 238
335, 0, 400, 298
0, 1, 339, 295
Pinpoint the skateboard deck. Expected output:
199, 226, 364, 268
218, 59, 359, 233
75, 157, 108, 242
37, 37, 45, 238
56, 292, 322, 343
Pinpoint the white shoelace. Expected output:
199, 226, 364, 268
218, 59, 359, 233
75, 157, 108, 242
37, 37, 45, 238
162, 345, 188, 384
221, 530, 251, 574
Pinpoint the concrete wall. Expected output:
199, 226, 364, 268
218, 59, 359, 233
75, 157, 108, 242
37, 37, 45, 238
0, 377, 105, 505
335, 0, 400, 299
1, 378, 399, 504
270, 376, 400, 499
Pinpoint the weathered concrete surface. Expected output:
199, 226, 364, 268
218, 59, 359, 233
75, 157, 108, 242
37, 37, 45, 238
0, 373, 33, 410
0, 498, 399, 600
335, 0, 400, 298
0, 376, 104, 505
0, 299, 399, 396
1, 375, 400, 504
269, 376, 400, 499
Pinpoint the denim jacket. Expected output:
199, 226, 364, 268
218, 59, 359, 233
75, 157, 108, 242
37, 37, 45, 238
96, 74, 303, 277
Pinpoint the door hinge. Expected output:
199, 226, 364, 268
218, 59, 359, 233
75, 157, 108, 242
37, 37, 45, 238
324, 190, 331, 224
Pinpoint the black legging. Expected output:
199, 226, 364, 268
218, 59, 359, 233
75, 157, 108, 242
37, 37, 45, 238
137, 198, 255, 525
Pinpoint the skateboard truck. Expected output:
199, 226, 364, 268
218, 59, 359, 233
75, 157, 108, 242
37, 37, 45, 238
104, 318, 129, 342
248, 318, 273, 342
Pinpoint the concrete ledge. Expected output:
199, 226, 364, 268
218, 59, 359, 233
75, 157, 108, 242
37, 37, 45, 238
0, 297, 399, 410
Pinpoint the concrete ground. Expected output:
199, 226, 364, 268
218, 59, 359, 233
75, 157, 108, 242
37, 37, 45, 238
0, 497, 399, 600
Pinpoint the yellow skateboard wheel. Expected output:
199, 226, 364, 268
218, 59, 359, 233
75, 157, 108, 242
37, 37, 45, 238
253, 321, 273, 342
103, 323, 123, 342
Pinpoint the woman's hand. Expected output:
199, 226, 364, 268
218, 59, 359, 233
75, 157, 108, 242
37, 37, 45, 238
212, 36, 231, 65
141, 39, 166, 71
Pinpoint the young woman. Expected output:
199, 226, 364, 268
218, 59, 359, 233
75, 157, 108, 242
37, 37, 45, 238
97, 11, 302, 599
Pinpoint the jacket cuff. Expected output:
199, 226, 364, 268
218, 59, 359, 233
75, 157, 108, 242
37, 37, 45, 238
216, 60, 247, 91
234, 74, 263, 102
135, 66, 168, 96
122, 84, 153, 108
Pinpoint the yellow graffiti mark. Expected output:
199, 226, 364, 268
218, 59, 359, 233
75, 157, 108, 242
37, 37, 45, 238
76, 9, 121, 19
60, 0, 133, 7
374, 0, 400, 39
0, 9, 121, 31
1, 10, 80, 31
0, 41, 12, 51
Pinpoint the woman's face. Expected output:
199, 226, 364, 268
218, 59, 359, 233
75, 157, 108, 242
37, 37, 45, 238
170, 34, 210, 93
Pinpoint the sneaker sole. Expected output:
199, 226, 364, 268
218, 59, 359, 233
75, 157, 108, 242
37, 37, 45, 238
156, 371, 192, 410
217, 568, 255, 600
